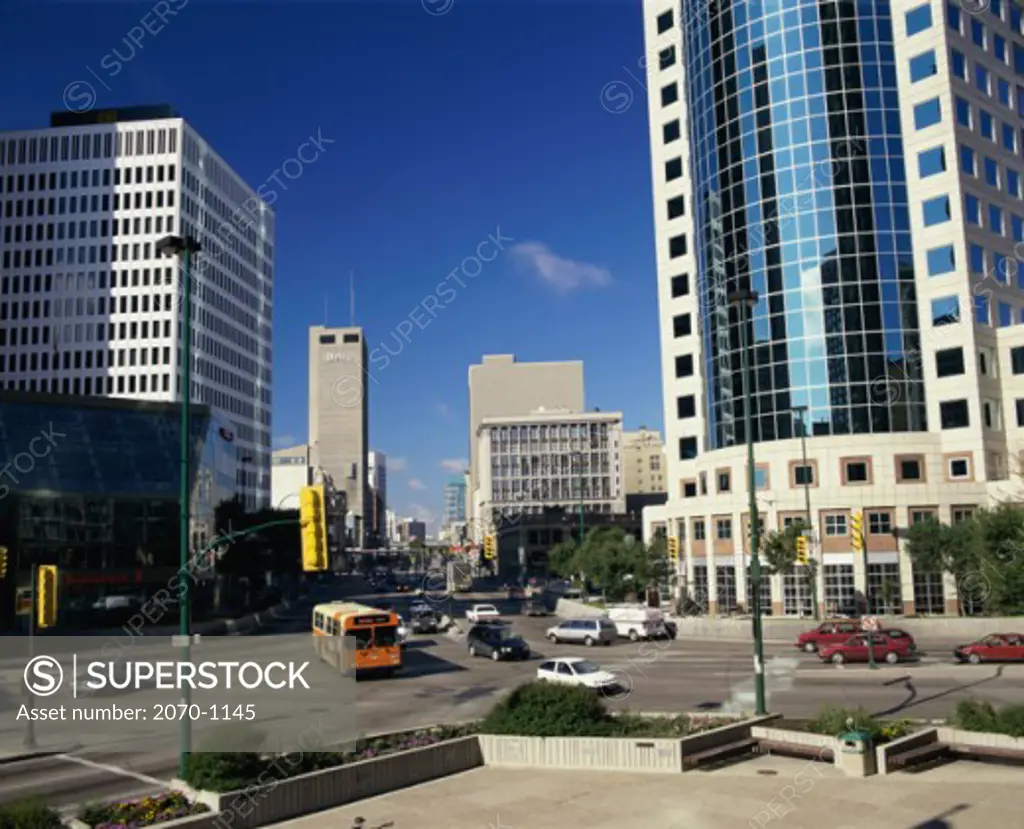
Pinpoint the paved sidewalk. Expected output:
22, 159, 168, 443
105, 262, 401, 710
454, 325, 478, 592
268, 759, 1021, 829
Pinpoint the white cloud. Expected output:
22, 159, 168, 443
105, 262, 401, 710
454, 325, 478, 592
272, 434, 297, 448
440, 458, 468, 473
509, 241, 612, 294
408, 478, 426, 490
389, 457, 408, 472
408, 503, 437, 528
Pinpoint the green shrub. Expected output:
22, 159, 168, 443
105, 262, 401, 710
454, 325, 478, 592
951, 700, 1024, 737
807, 706, 883, 741
184, 751, 270, 791
481, 681, 616, 737
0, 799, 63, 829
609, 712, 713, 738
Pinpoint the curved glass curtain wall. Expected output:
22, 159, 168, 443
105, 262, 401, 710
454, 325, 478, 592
682, 0, 927, 448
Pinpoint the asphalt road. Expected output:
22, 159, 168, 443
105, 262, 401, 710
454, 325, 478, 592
2, 591, 1021, 811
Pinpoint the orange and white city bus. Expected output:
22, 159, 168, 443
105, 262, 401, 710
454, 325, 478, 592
312, 601, 402, 678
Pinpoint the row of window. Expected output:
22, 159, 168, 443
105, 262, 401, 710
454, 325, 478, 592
949, 48, 1024, 115
0, 127, 178, 167
946, 0, 1024, 61
0, 164, 177, 195
3, 237, 174, 270
3, 188, 177, 220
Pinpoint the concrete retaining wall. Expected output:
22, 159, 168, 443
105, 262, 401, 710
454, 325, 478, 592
751, 726, 838, 758
938, 726, 1024, 752
176, 737, 483, 829
626, 615, 1024, 642
679, 714, 780, 760
478, 734, 682, 773
875, 728, 939, 775
553, 598, 607, 619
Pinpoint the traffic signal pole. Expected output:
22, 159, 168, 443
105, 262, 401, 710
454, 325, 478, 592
24, 561, 37, 750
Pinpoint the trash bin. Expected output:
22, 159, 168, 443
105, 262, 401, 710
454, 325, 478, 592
836, 730, 876, 777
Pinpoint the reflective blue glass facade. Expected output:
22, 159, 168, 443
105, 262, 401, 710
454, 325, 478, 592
683, 0, 927, 447
0, 392, 238, 574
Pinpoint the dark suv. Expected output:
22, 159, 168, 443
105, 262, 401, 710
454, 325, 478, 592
409, 610, 440, 634
467, 624, 530, 661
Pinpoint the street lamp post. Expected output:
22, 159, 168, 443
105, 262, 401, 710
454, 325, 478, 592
730, 289, 767, 716
157, 233, 201, 780
792, 406, 819, 621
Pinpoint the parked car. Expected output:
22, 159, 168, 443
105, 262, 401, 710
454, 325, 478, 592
545, 618, 617, 647
467, 624, 530, 661
466, 604, 501, 623
536, 657, 618, 690
819, 632, 916, 665
521, 599, 548, 617
409, 611, 440, 634
954, 633, 1024, 663
795, 619, 862, 653
607, 606, 668, 641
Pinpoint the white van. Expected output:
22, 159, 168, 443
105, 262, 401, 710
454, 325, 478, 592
607, 606, 667, 641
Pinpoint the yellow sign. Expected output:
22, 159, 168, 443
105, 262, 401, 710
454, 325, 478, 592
300, 485, 328, 572
850, 512, 864, 553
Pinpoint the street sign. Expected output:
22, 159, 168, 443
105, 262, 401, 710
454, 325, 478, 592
862, 615, 880, 632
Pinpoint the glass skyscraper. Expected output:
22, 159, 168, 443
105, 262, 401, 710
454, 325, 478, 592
643, 0, 1024, 618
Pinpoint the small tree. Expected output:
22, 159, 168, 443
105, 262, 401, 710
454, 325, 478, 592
759, 520, 808, 576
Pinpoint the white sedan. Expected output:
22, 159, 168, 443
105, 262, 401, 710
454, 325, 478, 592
536, 657, 619, 691
465, 604, 500, 623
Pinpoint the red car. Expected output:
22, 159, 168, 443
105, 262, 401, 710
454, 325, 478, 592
795, 619, 862, 653
954, 633, 1024, 664
819, 631, 916, 665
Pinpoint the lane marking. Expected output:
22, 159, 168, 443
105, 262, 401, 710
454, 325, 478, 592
55, 754, 168, 786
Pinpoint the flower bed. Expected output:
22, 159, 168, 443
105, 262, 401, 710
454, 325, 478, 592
78, 792, 210, 829
803, 707, 914, 744
183, 724, 478, 792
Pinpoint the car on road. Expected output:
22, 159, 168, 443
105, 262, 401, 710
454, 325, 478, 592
409, 599, 433, 615
467, 624, 530, 661
819, 632, 916, 665
466, 604, 501, 623
409, 610, 440, 634
521, 599, 548, 617
545, 618, 617, 647
795, 619, 862, 653
954, 633, 1024, 663
537, 657, 619, 691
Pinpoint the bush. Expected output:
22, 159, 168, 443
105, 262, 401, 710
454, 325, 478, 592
608, 712, 717, 738
951, 700, 1024, 737
807, 706, 884, 742
183, 724, 479, 791
0, 800, 63, 829
481, 681, 616, 737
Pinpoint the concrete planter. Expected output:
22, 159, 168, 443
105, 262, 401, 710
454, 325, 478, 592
160, 737, 482, 829
679, 714, 780, 765
478, 733, 683, 772
938, 726, 1024, 752
875, 728, 939, 775
751, 725, 878, 776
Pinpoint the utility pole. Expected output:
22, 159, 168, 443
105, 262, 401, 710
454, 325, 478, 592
157, 234, 201, 779
731, 289, 766, 716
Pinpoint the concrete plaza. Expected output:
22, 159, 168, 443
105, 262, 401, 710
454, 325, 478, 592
268, 758, 1022, 829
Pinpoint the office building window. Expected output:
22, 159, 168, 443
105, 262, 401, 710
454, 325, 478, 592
663, 120, 681, 143
910, 50, 939, 82
914, 98, 942, 129
936, 347, 965, 377
671, 273, 689, 297
940, 399, 970, 428
913, 571, 945, 615
906, 3, 933, 35
931, 295, 960, 325
679, 436, 697, 460
675, 353, 694, 377
715, 519, 732, 540
960, 144, 975, 175
716, 566, 737, 613
824, 565, 856, 616
747, 574, 772, 616
919, 146, 946, 177
782, 573, 813, 617
923, 195, 951, 226
824, 514, 848, 536
669, 234, 687, 258
661, 83, 678, 106
676, 395, 696, 419
926, 245, 956, 275
867, 564, 903, 615
656, 8, 673, 33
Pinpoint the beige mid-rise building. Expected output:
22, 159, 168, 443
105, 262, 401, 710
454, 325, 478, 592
308, 325, 369, 546
467, 354, 584, 533
622, 429, 667, 494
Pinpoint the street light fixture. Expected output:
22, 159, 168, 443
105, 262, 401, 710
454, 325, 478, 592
156, 233, 201, 780
791, 405, 819, 621
729, 288, 766, 717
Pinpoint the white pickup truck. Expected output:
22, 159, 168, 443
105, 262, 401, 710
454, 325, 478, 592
465, 604, 501, 623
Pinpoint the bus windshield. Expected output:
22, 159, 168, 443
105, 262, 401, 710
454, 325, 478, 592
345, 625, 398, 649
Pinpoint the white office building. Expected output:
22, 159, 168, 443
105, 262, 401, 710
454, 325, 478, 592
641, 0, 1024, 617
271, 444, 311, 510
0, 106, 274, 508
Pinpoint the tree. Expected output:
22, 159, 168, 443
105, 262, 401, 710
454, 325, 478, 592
547, 539, 579, 581
759, 520, 809, 576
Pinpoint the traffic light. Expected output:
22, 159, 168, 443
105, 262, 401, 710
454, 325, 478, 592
37, 565, 58, 628
299, 485, 328, 572
795, 535, 808, 565
0, 547, 7, 578
850, 511, 864, 553
667, 537, 679, 562
483, 535, 496, 559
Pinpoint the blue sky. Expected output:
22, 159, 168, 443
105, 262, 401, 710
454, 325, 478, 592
1, 0, 664, 530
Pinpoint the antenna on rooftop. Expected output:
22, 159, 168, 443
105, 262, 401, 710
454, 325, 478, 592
350, 271, 356, 326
